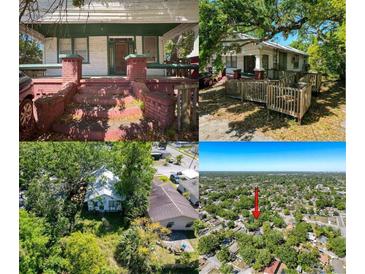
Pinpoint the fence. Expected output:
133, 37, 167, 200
174, 83, 198, 131
302, 72, 322, 94
226, 79, 312, 123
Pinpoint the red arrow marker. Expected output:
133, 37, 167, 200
252, 187, 261, 219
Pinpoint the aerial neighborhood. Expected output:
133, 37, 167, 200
19, 142, 200, 274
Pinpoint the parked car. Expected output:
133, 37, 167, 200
19, 71, 35, 139
170, 174, 180, 184
199, 71, 214, 89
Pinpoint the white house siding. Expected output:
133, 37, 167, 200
223, 42, 306, 74
158, 216, 196, 231
84, 36, 108, 75
44, 35, 164, 76
87, 194, 122, 212
44, 37, 61, 76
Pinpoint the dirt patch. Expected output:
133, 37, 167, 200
199, 81, 345, 141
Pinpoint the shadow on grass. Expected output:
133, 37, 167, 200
201, 80, 345, 140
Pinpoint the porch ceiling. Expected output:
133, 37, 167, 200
25, 23, 180, 38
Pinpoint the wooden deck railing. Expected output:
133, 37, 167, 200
174, 83, 198, 131
267, 83, 312, 123
226, 79, 313, 123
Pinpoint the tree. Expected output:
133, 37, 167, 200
277, 245, 298, 269
60, 232, 107, 274
164, 31, 195, 61
112, 142, 154, 221
19, 34, 42, 64
328, 236, 346, 257
115, 218, 170, 273
193, 219, 207, 237
21, 142, 110, 235
176, 155, 183, 165
19, 210, 50, 273
198, 234, 221, 255
199, 0, 346, 79
217, 247, 230, 263
239, 245, 256, 265
298, 249, 319, 272
253, 249, 272, 271
219, 263, 233, 274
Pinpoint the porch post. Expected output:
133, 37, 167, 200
254, 45, 265, 80
125, 54, 148, 82
61, 54, 83, 84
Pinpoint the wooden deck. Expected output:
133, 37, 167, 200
226, 72, 321, 123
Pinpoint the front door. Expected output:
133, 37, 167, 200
115, 42, 129, 75
108, 38, 134, 75
244, 55, 256, 74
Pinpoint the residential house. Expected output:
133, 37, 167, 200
84, 167, 124, 212
177, 178, 199, 206
20, 0, 199, 77
222, 33, 308, 79
148, 180, 199, 230
264, 260, 281, 274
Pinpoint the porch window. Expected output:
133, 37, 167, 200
109, 200, 120, 210
279, 52, 287, 70
143, 36, 158, 63
185, 222, 193, 228
58, 37, 89, 63
74, 38, 89, 63
225, 56, 237, 68
292, 54, 299, 69
59, 38, 72, 56
166, 222, 174, 228
262, 55, 269, 70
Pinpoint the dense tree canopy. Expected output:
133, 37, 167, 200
200, 0, 345, 79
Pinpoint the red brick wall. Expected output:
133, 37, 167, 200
144, 92, 176, 129
33, 82, 77, 132
62, 58, 82, 84
127, 57, 147, 82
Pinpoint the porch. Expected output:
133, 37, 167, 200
225, 70, 322, 123
20, 55, 198, 141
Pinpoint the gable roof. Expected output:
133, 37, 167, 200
225, 33, 308, 56
84, 167, 123, 202
148, 180, 199, 222
178, 179, 199, 200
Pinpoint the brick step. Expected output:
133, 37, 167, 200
73, 94, 135, 106
78, 85, 132, 96
65, 105, 143, 120
52, 116, 154, 141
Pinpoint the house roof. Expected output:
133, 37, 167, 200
181, 169, 199, 179
21, 0, 198, 24
84, 167, 123, 202
148, 180, 199, 222
178, 179, 199, 200
264, 260, 281, 274
226, 33, 308, 56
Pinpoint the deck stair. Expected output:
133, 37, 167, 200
52, 79, 152, 140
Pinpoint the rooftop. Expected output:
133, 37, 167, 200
148, 179, 199, 222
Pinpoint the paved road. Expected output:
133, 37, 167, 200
154, 144, 198, 177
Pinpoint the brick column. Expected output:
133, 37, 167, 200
61, 54, 83, 84
125, 54, 148, 82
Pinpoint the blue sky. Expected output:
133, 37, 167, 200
271, 32, 298, 46
200, 142, 346, 172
